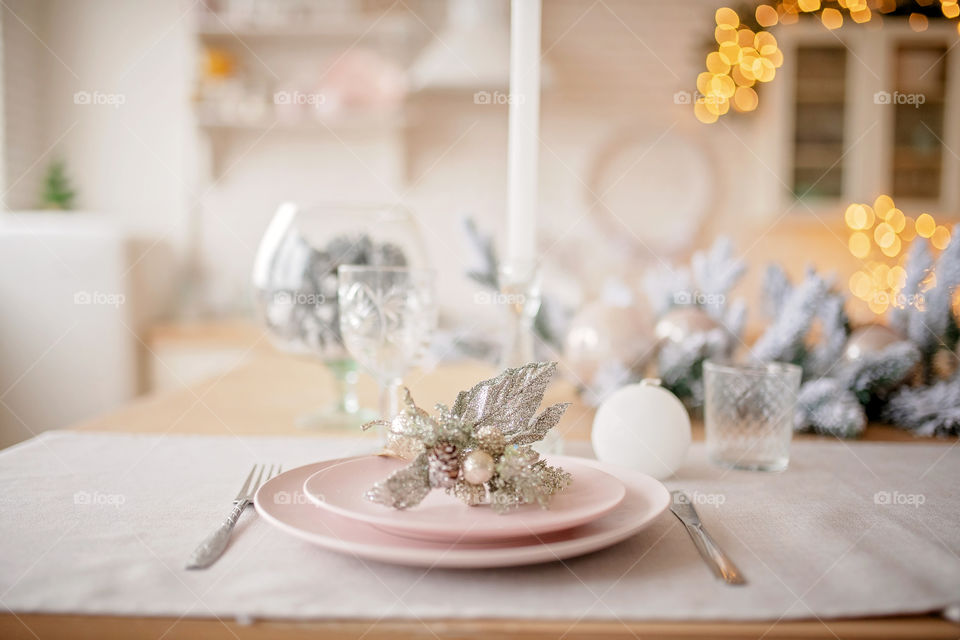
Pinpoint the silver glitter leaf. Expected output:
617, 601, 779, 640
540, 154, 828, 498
388, 388, 440, 443
508, 402, 571, 446
365, 453, 431, 510
452, 362, 557, 441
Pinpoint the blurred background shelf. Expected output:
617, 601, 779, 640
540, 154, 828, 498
194, 15, 413, 42
195, 112, 408, 132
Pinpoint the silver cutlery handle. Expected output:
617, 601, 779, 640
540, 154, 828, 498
681, 522, 746, 585
186, 501, 248, 570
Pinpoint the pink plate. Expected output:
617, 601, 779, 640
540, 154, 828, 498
254, 456, 670, 569
301, 455, 625, 542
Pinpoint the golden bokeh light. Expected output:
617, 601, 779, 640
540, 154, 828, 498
844, 203, 863, 228
697, 72, 713, 94
888, 265, 907, 289
707, 52, 731, 74
822, 7, 844, 29
694, 101, 719, 123
868, 297, 889, 314
873, 194, 894, 218
719, 41, 743, 65
716, 7, 739, 27
880, 235, 902, 258
715, 24, 738, 44
733, 85, 759, 111
766, 48, 785, 68
916, 213, 936, 238
693, 3, 960, 124
850, 270, 872, 299
756, 4, 779, 26
849, 231, 871, 258
731, 65, 755, 87
779, 7, 799, 24
845, 195, 954, 315
901, 217, 917, 241
932, 225, 952, 250
872, 262, 890, 282
755, 32, 778, 56
874, 222, 896, 248
752, 57, 776, 82
705, 95, 731, 115
887, 208, 906, 232
711, 74, 736, 97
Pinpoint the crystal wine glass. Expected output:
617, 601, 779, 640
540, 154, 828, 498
252, 203, 427, 430
337, 266, 437, 424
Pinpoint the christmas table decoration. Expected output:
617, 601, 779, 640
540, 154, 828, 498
752, 264, 920, 438
643, 237, 747, 410
364, 362, 572, 514
591, 380, 691, 479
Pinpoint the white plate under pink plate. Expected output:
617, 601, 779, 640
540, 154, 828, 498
300, 455, 626, 542
254, 456, 670, 569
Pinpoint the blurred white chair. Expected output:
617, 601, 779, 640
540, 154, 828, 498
0, 213, 136, 448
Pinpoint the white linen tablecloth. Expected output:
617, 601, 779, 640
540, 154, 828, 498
0, 431, 957, 622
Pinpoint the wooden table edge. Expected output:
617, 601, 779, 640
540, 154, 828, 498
1, 612, 958, 640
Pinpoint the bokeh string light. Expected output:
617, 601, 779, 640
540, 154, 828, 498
694, 0, 960, 123
845, 195, 951, 314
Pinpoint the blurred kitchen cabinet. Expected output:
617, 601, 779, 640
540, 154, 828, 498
772, 19, 960, 215
0, 214, 135, 448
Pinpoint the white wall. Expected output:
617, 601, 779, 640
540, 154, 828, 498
5, 0, 782, 325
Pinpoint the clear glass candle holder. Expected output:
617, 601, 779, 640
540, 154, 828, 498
703, 360, 802, 472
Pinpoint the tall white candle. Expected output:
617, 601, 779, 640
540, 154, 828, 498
505, 0, 541, 272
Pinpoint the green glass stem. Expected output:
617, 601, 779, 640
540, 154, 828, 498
326, 358, 360, 415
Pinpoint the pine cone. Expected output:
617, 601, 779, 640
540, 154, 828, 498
428, 441, 460, 488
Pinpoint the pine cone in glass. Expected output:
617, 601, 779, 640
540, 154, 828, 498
428, 441, 460, 488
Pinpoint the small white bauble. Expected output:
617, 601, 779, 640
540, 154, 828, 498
655, 306, 720, 344
563, 302, 654, 383
591, 380, 691, 479
462, 450, 495, 485
843, 324, 902, 361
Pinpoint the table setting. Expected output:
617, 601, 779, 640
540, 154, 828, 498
4, 1, 960, 638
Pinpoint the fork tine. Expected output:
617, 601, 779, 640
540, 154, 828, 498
252, 464, 266, 496
234, 464, 259, 501
263, 464, 281, 490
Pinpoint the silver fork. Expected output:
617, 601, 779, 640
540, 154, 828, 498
186, 463, 282, 570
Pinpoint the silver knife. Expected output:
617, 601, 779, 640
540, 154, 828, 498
669, 490, 746, 585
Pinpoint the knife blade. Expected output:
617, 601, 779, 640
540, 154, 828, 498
669, 490, 746, 585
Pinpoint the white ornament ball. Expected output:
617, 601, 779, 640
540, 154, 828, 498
843, 324, 902, 361
462, 450, 495, 485
563, 302, 654, 383
655, 306, 720, 344
591, 381, 691, 479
